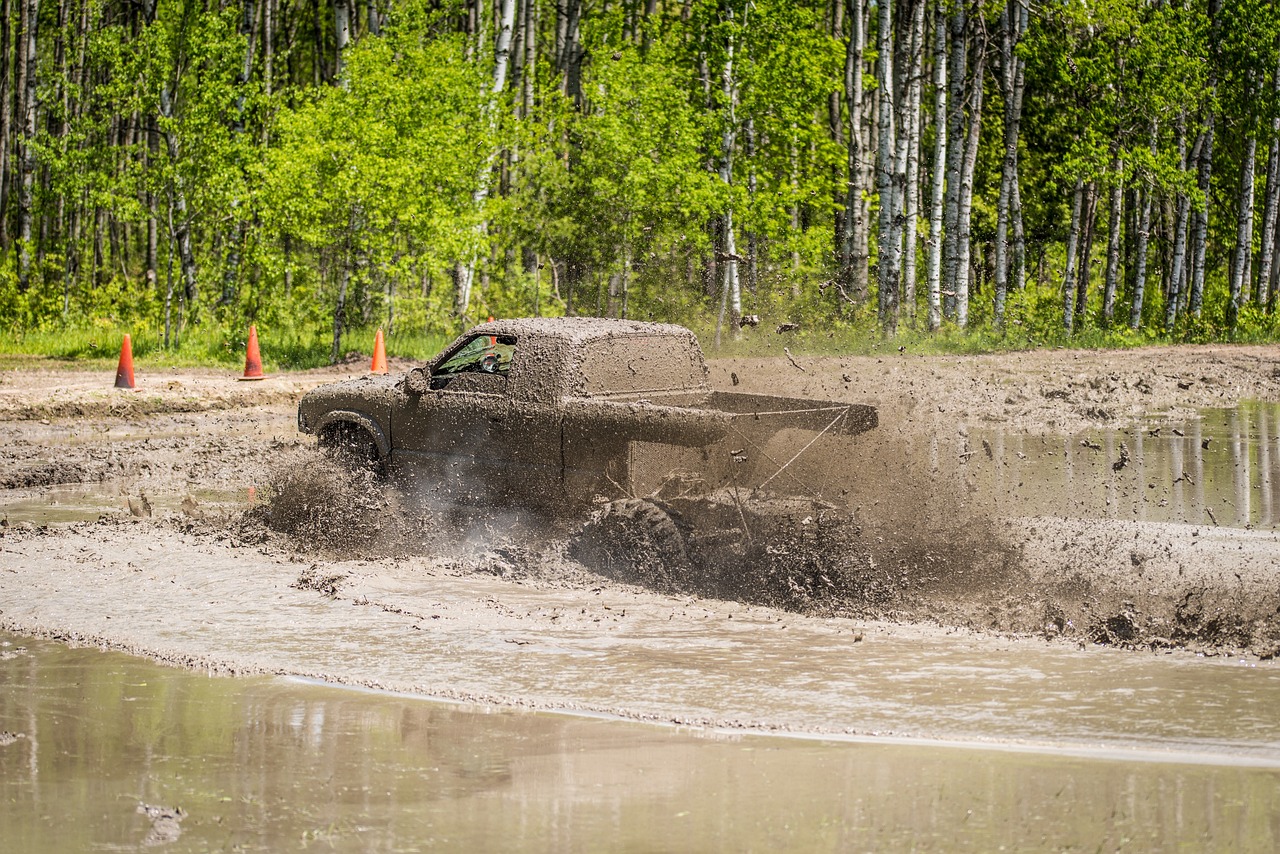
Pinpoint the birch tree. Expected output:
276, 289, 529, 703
993, 0, 1027, 330
953, 14, 986, 329
873, 0, 900, 331
1062, 179, 1083, 332
715, 8, 742, 346
455, 0, 515, 318
0, 0, 12, 250
899, 0, 926, 319
839, 0, 868, 305
15, 0, 39, 291
1257, 56, 1280, 309
1101, 152, 1123, 326
940, 0, 967, 321
924, 0, 946, 331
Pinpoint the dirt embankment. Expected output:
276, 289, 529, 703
1, 344, 1280, 668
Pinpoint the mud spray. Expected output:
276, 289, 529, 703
252, 424, 1280, 659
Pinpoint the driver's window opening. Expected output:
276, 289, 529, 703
434, 334, 517, 380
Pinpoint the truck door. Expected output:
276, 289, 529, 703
391, 334, 515, 504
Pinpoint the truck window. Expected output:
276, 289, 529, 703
430, 334, 516, 392
578, 334, 707, 399
434, 334, 516, 378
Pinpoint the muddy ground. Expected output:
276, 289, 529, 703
1, 343, 1280, 727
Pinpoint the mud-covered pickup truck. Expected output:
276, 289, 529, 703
298, 317, 877, 590
298, 317, 874, 505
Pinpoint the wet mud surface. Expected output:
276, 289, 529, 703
2, 347, 1280, 741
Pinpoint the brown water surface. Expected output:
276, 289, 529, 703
2, 633, 1278, 852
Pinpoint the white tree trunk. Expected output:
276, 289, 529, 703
941, 1, 966, 320
954, 29, 986, 329
874, 0, 899, 332
334, 0, 351, 83
1190, 121, 1213, 317
1169, 124, 1199, 328
158, 86, 198, 312
1062, 178, 1083, 333
1012, 165, 1027, 291
1257, 133, 1280, 307
841, 0, 868, 304
993, 0, 1026, 329
900, 0, 926, 319
714, 15, 740, 346
1102, 154, 1123, 326
456, 0, 517, 317
1229, 134, 1257, 326
522, 0, 536, 117
15, 0, 40, 291
1130, 134, 1157, 330
925, 0, 947, 332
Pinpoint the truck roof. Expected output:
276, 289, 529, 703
468, 317, 698, 345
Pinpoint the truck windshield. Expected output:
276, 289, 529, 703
434, 334, 517, 377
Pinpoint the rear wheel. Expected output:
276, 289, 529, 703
569, 498, 689, 590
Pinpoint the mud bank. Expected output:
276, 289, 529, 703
716, 342, 1280, 435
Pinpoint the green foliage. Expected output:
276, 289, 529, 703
256, 29, 487, 336
2, 0, 1280, 364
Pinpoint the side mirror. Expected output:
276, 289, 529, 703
405, 366, 430, 395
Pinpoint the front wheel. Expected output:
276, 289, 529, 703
318, 422, 383, 474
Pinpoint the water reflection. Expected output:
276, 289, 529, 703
964, 402, 1280, 528
2, 633, 1278, 852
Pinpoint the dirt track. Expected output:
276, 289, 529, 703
2, 343, 1280, 732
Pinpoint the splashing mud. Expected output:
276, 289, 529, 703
254, 448, 433, 554
5, 356, 1280, 661
253, 438, 1026, 624
245, 428, 1280, 659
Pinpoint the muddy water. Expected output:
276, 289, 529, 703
2, 633, 1278, 852
964, 402, 1280, 528
0, 481, 250, 524
6, 402, 1280, 849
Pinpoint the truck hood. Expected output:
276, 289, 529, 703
297, 373, 402, 434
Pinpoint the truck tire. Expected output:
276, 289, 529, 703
569, 498, 689, 590
318, 422, 383, 473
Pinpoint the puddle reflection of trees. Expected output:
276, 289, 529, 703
964, 403, 1280, 528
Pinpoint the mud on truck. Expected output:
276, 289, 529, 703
297, 318, 880, 603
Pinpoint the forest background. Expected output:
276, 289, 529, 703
0, 0, 1278, 368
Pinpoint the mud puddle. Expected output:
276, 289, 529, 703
0, 479, 251, 524
962, 401, 1280, 528
2, 632, 1278, 852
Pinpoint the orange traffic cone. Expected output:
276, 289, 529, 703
114, 334, 136, 390
239, 325, 267, 381
370, 328, 389, 375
